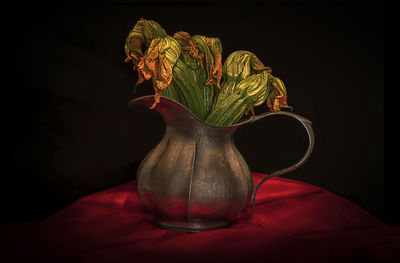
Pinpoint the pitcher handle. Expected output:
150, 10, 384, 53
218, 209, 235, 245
250, 111, 315, 209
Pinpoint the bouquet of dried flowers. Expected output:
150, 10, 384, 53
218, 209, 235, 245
125, 19, 292, 126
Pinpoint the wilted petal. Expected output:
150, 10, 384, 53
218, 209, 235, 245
125, 19, 167, 66
223, 51, 271, 81
267, 77, 293, 111
159, 36, 181, 67
192, 35, 223, 91
207, 38, 223, 90
236, 70, 269, 107
136, 36, 181, 109
173, 31, 203, 67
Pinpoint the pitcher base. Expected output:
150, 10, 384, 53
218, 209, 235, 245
156, 219, 229, 232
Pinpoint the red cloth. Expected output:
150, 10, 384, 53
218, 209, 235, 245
7, 173, 400, 263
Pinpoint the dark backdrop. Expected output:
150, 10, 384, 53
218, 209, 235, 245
4, 1, 387, 224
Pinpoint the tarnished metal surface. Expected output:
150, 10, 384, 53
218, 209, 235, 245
130, 96, 314, 232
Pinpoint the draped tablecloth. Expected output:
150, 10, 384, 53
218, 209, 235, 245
4, 172, 400, 263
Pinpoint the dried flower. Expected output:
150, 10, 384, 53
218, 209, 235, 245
125, 19, 292, 126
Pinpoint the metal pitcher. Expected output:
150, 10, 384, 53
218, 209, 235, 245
130, 95, 314, 232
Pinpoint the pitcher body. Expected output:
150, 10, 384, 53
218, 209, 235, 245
135, 97, 253, 231
131, 96, 314, 232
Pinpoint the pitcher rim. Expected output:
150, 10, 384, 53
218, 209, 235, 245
128, 95, 255, 129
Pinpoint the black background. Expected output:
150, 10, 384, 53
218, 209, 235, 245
4, 0, 388, 225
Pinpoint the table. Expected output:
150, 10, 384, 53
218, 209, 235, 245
4, 172, 400, 263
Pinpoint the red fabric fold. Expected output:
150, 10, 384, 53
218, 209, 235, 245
7, 172, 400, 263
